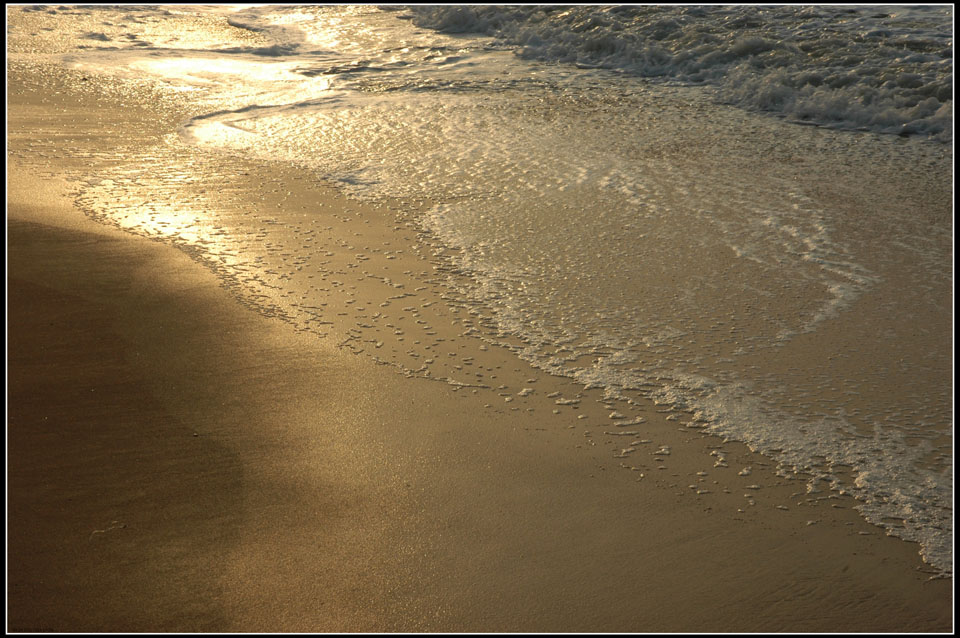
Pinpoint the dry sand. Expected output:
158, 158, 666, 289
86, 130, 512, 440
6, 64, 953, 633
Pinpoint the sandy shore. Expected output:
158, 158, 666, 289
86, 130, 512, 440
7, 65, 953, 632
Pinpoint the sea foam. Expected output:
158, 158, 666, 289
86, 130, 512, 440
409, 5, 953, 140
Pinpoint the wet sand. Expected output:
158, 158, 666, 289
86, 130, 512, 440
7, 67, 953, 633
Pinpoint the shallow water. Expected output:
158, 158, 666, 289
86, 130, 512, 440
7, 4, 953, 575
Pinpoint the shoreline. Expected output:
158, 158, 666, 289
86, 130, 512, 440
7, 62, 953, 631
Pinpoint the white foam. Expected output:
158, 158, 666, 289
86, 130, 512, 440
409, 5, 953, 141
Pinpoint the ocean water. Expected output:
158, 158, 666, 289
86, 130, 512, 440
8, 5, 953, 575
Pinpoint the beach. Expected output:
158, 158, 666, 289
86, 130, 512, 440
7, 5, 953, 633
8, 151, 954, 634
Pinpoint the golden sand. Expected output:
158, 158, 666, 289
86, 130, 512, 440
7, 65, 952, 632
